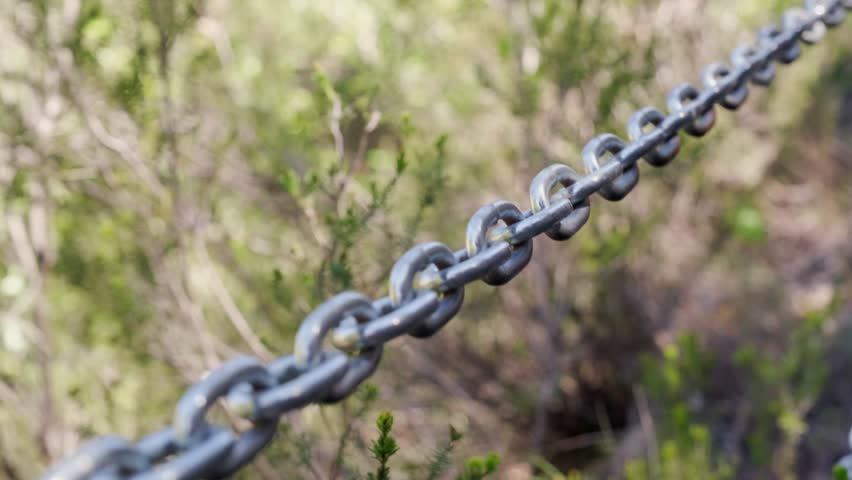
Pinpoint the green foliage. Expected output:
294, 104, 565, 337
635, 336, 732, 478
367, 411, 400, 480
641, 334, 712, 409
639, 304, 836, 477
733, 310, 833, 470
362, 409, 499, 480
625, 425, 734, 480
0, 0, 849, 478
425, 426, 464, 480
456, 453, 501, 480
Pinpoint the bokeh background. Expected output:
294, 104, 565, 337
1, 0, 851, 478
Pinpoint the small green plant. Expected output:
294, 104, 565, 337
732, 308, 833, 474
624, 425, 734, 480
364, 410, 500, 480
636, 301, 836, 479
367, 411, 400, 480
425, 426, 464, 480
833, 465, 850, 480
456, 453, 501, 480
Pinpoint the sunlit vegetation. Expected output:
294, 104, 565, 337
0, 0, 850, 478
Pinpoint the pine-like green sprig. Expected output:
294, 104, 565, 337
424, 425, 463, 480
456, 452, 500, 480
367, 411, 399, 480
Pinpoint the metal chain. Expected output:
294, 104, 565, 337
44, 2, 851, 479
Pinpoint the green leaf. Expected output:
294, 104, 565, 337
279, 169, 301, 197
396, 152, 408, 174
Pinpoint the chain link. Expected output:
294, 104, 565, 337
43, 2, 850, 478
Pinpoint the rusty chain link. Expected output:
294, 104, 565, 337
44, 2, 851, 478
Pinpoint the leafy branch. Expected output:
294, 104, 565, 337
367, 412, 399, 480
425, 426, 463, 480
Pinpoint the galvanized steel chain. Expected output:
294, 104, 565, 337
44, 2, 851, 479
